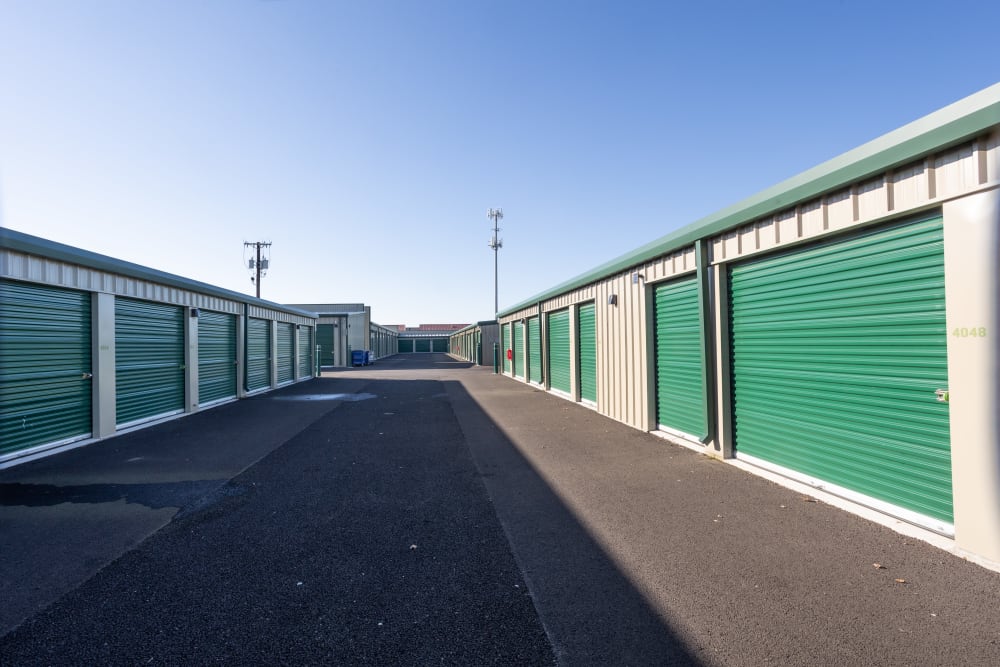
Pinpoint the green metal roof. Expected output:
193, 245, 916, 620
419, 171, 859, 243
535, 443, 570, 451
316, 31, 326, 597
499, 82, 1000, 317
0, 227, 318, 319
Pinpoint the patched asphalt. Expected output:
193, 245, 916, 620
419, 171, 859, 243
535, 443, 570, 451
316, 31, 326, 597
2, 353, 1000, 666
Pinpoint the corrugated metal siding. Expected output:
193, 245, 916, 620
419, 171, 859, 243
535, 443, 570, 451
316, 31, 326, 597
276, 322, 295, 384
527, 316, 542, 383
653, 276, 706, 438
729, 216, 953, 523
709, 138, 993, 265
197, 311, 237, 405
0, 280, 92, 455
246, 317, 271, 392
578, 303, 596, 402
298, 325, 313, 378
547, 310, 571, 393
116, 298, 185, 425
513, 322, 524, 379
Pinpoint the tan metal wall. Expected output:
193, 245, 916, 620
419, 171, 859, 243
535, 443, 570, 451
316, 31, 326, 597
710, 135, 996, 263
1, 250, 244, 315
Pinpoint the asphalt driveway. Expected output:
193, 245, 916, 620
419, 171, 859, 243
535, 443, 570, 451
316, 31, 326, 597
2, 354, 998, 665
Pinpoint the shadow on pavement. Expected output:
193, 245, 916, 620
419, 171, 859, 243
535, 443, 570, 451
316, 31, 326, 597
0, 369, 702, 664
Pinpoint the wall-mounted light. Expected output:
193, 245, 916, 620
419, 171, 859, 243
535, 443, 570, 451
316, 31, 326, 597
608, 294, 618, 306
190, 308, 200, 318
631, 272, 644, 285
296, 324, 301, 330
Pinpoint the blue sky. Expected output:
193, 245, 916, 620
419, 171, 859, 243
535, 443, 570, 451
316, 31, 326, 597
2, 1, 998, 326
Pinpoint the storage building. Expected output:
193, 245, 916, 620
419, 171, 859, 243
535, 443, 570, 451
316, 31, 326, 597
449, 320, 499, 366
0, 229, 319, 467
495, 83, 1000, 567
290, 304, 398, 366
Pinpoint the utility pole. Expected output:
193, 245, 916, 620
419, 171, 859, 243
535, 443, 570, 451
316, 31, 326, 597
244, 241, 271, 298
488, 208, 503, 315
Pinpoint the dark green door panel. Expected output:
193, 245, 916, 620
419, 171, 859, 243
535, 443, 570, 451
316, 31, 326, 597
654, 276, 706, 438
547, 310, 571, 394
246, 317, 271, 392
501, 324, 511, 373
527, 317, 542, 383
198, 311, 237, 405
0, 281, 92, 455
116, 298, 185, 425
317, 324, 336, 365
298, 325, 313, 378
415, 338, 431, 352
513, 322, 524, 378
578, 303, 597, 402
277, 323, 295, 384
432, 338, 449, 352
730, 216, 952, 523
399, 339, 413, 353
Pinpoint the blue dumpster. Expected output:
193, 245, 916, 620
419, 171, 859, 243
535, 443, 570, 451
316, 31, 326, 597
351, 350, 366, 367
365, 351, 375, 365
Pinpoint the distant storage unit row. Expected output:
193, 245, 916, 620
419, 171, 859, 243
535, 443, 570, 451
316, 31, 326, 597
0, 230, 318, 467
448, 321, 499, 366
495, 83, 1000, 567
397, 337, 449, 353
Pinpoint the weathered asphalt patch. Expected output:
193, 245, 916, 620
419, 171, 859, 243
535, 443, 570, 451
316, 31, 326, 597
269, 392, 377, 402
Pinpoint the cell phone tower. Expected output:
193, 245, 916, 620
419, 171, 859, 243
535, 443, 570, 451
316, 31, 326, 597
487, 208, 503, 315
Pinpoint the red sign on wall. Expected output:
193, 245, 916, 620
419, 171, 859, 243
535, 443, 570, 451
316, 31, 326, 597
506, 349, 513, 360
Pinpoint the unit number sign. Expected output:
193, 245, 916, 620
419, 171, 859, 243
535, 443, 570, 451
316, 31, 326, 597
952, 327, 987, 338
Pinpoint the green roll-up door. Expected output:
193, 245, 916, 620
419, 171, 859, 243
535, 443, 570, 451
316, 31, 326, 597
277, 323, 295, 384
432, 338, 449, 352
547, 310, 571, 394
0, 281, 92, 455
729, 216, 952, 524
246, 317, 271, 392
399, 339, 413, 353
415, 338, 431, 352
317, 324, 335, 365
501, 324, 511, 373
116, 298, 184, 426
513, 322, 524, 379
198, 311, 237, 405
527, 317, 542, 383
298, 325, 313, 378
578, 303, 597, 402
654, 276, 706, 438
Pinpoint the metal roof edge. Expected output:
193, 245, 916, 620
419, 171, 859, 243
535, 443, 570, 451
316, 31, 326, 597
498, 82, 1000, 317
452, 320, 498, 335
0, 227, 318, 318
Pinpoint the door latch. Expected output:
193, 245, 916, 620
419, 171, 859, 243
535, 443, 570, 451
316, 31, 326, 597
935, 388, 949, 403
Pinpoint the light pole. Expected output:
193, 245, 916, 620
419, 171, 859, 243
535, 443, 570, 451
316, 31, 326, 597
488, 208, 503, 315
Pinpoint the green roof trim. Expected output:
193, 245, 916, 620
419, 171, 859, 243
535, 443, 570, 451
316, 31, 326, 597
0, 227, 318, 318
499, 82, 1000, 317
